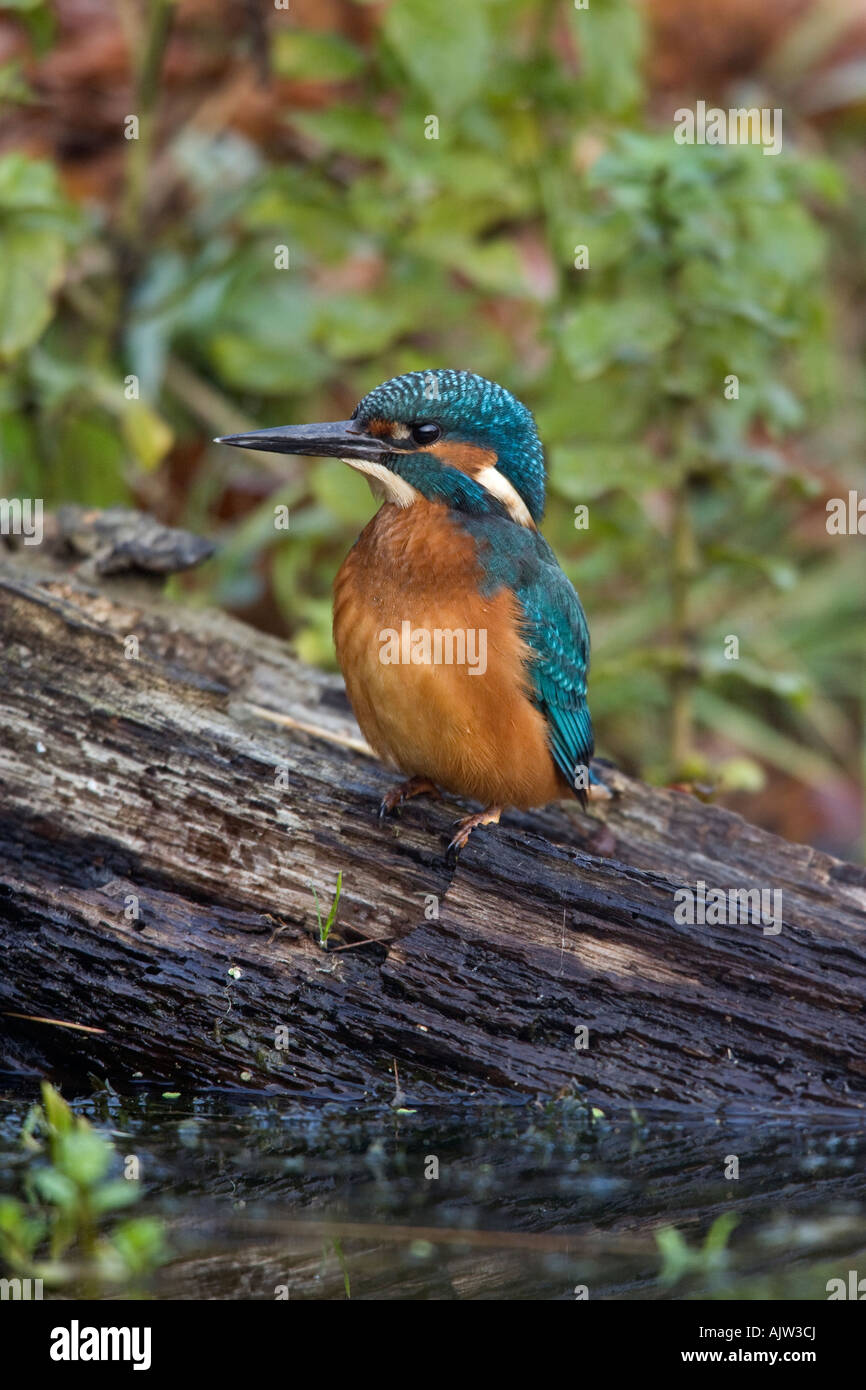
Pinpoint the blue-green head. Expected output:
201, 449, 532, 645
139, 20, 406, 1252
216, 369, 546, 526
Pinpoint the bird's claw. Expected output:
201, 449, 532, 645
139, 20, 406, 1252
379, 777, 441, 819
446, 806, 502, 862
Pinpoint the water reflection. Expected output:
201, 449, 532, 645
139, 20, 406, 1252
1, 1087, 864, 1300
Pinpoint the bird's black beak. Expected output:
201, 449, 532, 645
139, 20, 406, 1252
214, 419, 387, 463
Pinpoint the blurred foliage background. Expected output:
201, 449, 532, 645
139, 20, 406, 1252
0, 0, 862, 857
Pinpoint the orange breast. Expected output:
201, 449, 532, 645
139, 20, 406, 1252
332, 500, 567, 810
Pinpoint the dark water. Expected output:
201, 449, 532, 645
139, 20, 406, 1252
1, 1085, 865, 1300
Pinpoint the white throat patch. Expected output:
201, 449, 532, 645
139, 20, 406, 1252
475, 465, 535, 528
341, 457, 421, 508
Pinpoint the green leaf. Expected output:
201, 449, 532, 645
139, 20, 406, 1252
0, 60, 35, 106
272, 31, 364, 82
574, 211, 635, 270
208, 334, 327, 395
656, 1227, 691, 1286
110, 1217, 169, 1274
290, 108, 390, 160
742, 201, 825, 283
383, 0, 491, 112
568, 0, 646, 117
549, 444, 669, 499
715, 757, 766, 793
32, 1167, 78, 1209
0, 228, 65, 359
0, 1197, 44, 1259
50, 411, 128, 508
120, 400, 173, 471
705, 1212, 739, 1254
90, 1180, 141, 1215
56, 1130, 112, 1187
40, 1082, 74, 1136
0, 151, 72, 214
419, 236, 527, 295
560, 299, 678, 379
757, 380, 805, 432
313, 293, 413, 360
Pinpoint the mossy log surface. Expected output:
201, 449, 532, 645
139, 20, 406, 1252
1, 535, 864, 1112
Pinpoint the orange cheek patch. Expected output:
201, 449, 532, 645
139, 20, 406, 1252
425, 441, 498, 478
366, 418, 396, 437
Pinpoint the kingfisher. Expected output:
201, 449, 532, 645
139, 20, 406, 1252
217, 369, 601, 855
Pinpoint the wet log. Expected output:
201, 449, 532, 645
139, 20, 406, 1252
0, 535, 864, 1112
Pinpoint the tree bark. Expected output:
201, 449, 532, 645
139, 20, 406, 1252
1, 534, 864, 1112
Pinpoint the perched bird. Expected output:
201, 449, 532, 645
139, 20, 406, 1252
217, 369, 600, 855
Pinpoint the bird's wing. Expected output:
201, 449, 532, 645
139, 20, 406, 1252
515, 535, 594, 791
470, 517, 594, 792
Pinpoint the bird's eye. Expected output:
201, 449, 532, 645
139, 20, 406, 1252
411, 422, 441, 446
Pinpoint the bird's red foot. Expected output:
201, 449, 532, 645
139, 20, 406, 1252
379, 776, 441, 818
447, 805, 502, 859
